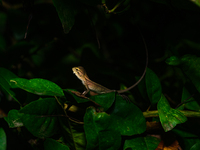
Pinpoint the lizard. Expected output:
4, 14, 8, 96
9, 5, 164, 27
72, 35, 148, 96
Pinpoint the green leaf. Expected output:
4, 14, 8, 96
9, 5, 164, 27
165, 56, 181, 66
181, 87, 200, 111
109, 95, 146, 136
64, 89, 89, 103
10, 78, 64, 97
167, 55, 200, 94
52, 0, 76, 33
145, 68, 162, 105
84, 107, 121, 150
173, 128, 200, 150
6, 98, 60, 138
59, 118, 86, 150
0, 67, 20, 105
0, 128, 6, 150
180, 55, 200, 94
191, 0, 200, 7
90, 92, 115, 111
19, 98, 60, 138
123, 136, 160, 150
4, 109, 24, 128
44, 138, 70, 150
84, 96, 146, 149
190, 142, 200, 150
157, 94, 187, 132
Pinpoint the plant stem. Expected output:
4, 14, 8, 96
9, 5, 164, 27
143, 110, 200, 118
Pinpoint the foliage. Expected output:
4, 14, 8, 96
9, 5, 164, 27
1, 0, 200, 149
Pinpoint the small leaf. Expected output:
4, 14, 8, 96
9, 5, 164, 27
0, 67, 20, 104
165, 56, 181, 66
123, 136, 160, 150
145, 68, 162, 105
0, 128, 6, 150
52, 0, 76, 33
157, 94, 187, 132
44, 138, 70, 150
4, 109, 24, 128
10, 78, 64, 97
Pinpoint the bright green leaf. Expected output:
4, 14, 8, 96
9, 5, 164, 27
145, 68, 162, 105
0, 68, 20, 105
158, 94, 187, 132
44, 138, 70, 150
4, 109, 24, 128
52, 0, 76, 33
10, 78, 64, 97
181, 87, 200, 111
123, 136, 160, 150
0, 128, 6, 150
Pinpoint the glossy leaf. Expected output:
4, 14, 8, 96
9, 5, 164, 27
181, 87, 200, 111
123, 136, 160, 150
0, 67, 20, 104
4, 109, 23, 128
145, 68, 162, 105
52, 0, 76, 33
158, 94, 187, 132
44, 138, 70, 150
19, 98, 60, 138
84, 107, 121, 150
90, 92, 115, 111
6, 98, 60, 138
0, 128, 6, 150
10, 78, 64, 97
109, 95, 146, 136
84, 96, 146, 149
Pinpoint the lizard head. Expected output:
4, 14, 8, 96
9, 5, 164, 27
72, 66, 88, 80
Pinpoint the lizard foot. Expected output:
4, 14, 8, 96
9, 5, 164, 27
118, 94, 131, 103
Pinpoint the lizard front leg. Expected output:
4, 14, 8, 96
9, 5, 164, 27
82, 84, 90, 95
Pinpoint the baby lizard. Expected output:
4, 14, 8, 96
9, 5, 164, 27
72, 35, 148, 95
